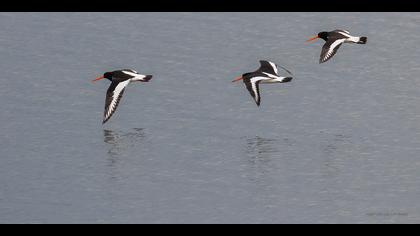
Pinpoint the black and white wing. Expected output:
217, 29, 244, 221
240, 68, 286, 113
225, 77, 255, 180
243, 77, 264, 106
103, 80, 130, 124
122, 69, 138, 74
121, 70, 153, 82
333, 29, 350, 34
333, 29, 351, 37
259, 60, 293, 77
319, 38, 346, 63
258, 60, 279, 76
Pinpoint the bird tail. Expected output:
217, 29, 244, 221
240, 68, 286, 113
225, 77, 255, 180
357, 37, 367, 44
142, 75, 153, 82
281, 77, 293, 83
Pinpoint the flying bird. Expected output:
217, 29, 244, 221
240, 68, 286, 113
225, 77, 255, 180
92, 69, 153, 124
232, 60, 293, 106
306, 29, 367, 63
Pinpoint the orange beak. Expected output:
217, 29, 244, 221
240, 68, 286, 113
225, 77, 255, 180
232, 76, 243, 82
92, 76, 104, 83
306, 35, 319, 42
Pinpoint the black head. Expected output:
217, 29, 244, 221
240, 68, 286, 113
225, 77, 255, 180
318, 32, 329, 41
242, 72, 253, 79
103, 72, 113, 81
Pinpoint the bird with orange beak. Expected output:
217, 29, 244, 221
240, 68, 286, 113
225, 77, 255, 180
232, 60, 293, 106
306, 29, 367, 63
92, 69, 153, 124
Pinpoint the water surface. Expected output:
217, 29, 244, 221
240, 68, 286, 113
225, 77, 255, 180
0, 12, 419, 223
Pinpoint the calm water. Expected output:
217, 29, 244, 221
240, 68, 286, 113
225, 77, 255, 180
1, 12, 420, 223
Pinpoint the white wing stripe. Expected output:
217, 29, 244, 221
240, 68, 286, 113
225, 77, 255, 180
122, 70, 148, 81
250, 77, 261, 103
324, 39, 345, 61
268, 61, 278, 75
337, 31, 351, 37
252, 76, 273, 82
105, 80, 130, 119
122, 70, 140, 77
262, 72, 279, 79
334, 29, 351, 37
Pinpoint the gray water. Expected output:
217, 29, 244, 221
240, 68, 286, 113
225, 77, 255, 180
1, 12, 420, 223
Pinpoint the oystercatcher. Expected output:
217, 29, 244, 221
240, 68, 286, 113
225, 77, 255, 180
232, 60, 293, 106
92, 69, 153, 124
306, 29, 367, 63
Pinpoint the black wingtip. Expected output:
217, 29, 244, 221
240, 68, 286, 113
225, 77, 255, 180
282, 77, 293, 83
143, 75, 153, 82
102, 118, 109, 124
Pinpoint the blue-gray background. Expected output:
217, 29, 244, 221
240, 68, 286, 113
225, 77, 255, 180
1, 13, 419, 223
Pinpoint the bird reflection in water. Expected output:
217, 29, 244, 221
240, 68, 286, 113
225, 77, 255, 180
246, 136, 279, 161
103, 128, 146, 163
243, 136, 282, 184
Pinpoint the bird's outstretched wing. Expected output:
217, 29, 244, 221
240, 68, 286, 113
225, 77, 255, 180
103, 80, 130, 124
320, 38, 345, 63
259, 60, 293, 77
243, 77, 264, 106
258, 60, 279, 76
